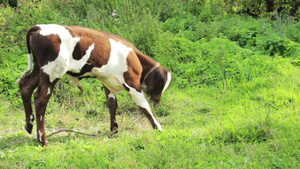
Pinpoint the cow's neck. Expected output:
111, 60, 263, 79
143, 62, 160, 82
138, 54, 159, 82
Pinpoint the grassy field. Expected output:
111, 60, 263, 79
1, 0, 299, 168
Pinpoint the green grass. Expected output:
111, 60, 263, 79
1, 0, 300, 168
1, 75, 299, 168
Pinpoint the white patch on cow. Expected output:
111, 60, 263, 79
38, 24, 72, 39
86, 67, 124, 93
68, 43, 95, 73
16, 53, 33, 83
127, 87, 150, 110
26, 53, 33, 71
47, 87, 51, 96
124, 84, 163, 131
42, 56, 68, 83
30, 114, 34, 122
103, 38, 132, 75
162, 71, 171, 94
38, 130, 42, 142
38, 24, 80, 83
40, 116, 43, 122
84, 38, 133, 93
108, 92, 116, 100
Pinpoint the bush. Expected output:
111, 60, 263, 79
285, 22, 300, 43
223, 0, 300, 18
1, 1, 300, 168
0, 0, 17, 7
255, 34, 300, 57
169, 37, 252, 88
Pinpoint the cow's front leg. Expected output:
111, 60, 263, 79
34, 74, 58, 146
124, 84, 163, 131
104, 86, 119, 133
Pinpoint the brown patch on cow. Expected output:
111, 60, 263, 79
133, 49, 157, 82
26, 26, 41, 54
140, 107, 158, 129
104, 86, 119, 132
30, 33, 61, 66
72, 37, 92, 60
66, 26, 114, 68
123, 51, 143, 92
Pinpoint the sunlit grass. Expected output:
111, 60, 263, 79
1, 0, 300, 168
1, 72, 299, 167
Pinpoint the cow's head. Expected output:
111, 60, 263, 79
144, 66, 171, 102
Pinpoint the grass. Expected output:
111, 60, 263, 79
1, 0, 300, 168
1, 74, 299, 168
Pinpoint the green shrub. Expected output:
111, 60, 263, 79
170, 36, 254, 88
285, 22, 300, 43
0, 0, 300, 168
223, 0, 300, 18
255, 34, 300, 57
0, 0, 17, 7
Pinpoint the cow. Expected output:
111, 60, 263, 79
18, 24, 171, 146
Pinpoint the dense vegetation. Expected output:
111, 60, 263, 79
1, 0, 299, 168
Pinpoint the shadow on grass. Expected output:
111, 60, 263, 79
46, 130, 116, 144
0, 130, 116, 149
0, 133, 40, 150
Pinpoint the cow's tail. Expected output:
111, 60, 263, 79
16, 26, 40, 83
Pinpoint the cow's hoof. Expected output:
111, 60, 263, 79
154, 125, 163, 132
43, 141, 49, 147
35, 138, 49, 147
111, 127, 119, 134
25, 123, 33, 134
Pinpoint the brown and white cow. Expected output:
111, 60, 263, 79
18, 24, 171, 146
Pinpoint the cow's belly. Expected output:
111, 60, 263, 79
81, 67, 125, 93
99, 75, 124, 93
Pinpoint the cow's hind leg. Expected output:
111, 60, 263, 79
104, 86, 119, 133
19, 64, 40, 134
124, 83, 163, 131
34, 73, 59, 146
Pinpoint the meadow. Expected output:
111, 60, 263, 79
0, 0, 299, 168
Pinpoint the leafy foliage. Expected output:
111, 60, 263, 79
223, 0, 300, 18
0, 0, 299, 168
